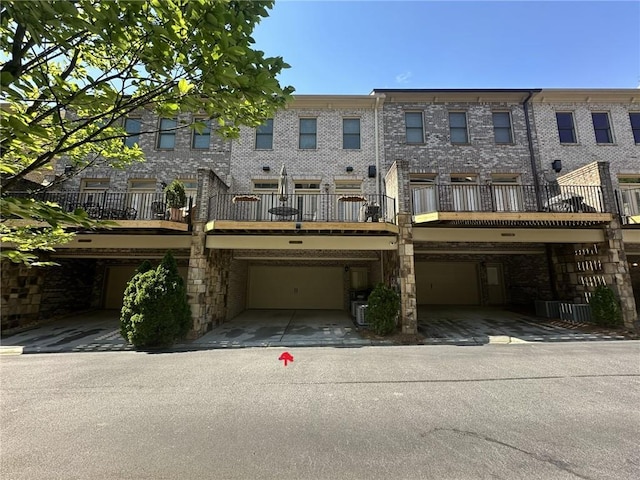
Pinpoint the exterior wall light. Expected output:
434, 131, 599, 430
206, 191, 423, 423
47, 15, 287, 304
551, 160, 562, 173
262, 166, 271, 172
346, 166, 354, 173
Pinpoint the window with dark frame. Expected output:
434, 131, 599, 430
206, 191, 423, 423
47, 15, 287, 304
157, 118, 177, 149
592, 112, 613, 144
299, 118, 317, 149
449, 112, 468, 144
124, 118, 141, 147
556, 112, 576, 143
492, 112, 513, 144
255, 118, 274, 149
631, 113, 640, 143
191, 119, 211, 149
405, 112, 424, 144
343, 118, 361, 149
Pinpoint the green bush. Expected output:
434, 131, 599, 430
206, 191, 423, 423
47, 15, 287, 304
165, 180, 187, 208
120, 252, 192, 348
367, 283, 400, 336
589, 285, 622, 327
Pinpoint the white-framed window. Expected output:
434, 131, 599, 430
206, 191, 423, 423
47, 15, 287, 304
299, 118, 317, 149
449, 112, 468, 144
335, 181, 363, 221
157, 118, 177, 149
177, 179, 198, 206
492, 112, 513, 144
294, 181, 321, 221
405, 112, 424, 144
410, 175, 437, 214
619, 176, 640, 217
556, 112, 576, 144
191, 119, 211, 149
81, 178, 110, 192
451, 175, 479, 211
343, 118, 361, 149
255, 118, 274, 149
491, 175, 522, 212
124, 118, 141, 147
592, 112, 613, 144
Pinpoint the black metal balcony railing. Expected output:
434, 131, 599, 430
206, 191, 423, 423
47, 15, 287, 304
208, 193, 396, 224
10, 191, 193, 224
411, 184, 606, 215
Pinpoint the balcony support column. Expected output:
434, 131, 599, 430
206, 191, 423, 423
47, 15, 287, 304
397, 212, 417, 335
186, 222, 231, 338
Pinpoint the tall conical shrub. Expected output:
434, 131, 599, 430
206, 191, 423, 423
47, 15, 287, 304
120, 252, 192, 348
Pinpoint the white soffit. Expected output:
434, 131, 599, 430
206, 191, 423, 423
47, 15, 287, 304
206, 235, 398, 250
413, 228, 605, 243
55, 235, 191, 249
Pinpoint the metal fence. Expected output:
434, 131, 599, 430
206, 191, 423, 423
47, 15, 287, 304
11, 191, 193, 223
411, 184, 605, 215
208, 193, 396, 224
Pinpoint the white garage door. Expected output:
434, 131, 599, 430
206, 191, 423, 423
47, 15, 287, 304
104, 265, 188, 310
247, 266, 343, 309
415, 262, 479, 305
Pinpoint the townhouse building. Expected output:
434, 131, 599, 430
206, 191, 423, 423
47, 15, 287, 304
2, 89, 639, 334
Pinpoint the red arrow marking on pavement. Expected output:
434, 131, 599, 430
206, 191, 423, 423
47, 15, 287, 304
279, 352, 294, 366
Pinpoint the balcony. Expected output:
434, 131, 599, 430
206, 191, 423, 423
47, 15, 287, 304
10, 191, 193, 230
412, 184, 611, 226
206, 193, 397, 233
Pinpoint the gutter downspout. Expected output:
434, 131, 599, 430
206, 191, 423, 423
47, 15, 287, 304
523, 90, 559, 300
374, 94, 382, 198
522, 90, 541, 210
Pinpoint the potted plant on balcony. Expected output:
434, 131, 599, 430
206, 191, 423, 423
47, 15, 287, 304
165, 180, 187, 221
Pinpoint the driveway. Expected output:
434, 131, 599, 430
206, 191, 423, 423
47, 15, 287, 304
418, 306, 627, 345
1, 306, 629, 354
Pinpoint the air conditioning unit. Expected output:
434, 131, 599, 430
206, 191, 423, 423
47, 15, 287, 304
355, 305, 368, 326
351, 300, 367, 318
559, 303, 592, 324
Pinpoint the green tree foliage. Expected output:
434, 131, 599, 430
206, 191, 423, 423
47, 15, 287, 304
367, 283, 400, 336
165, 180, 186, 209
1, 0, 293, 264
120, 252, 191, 348
589, 285, 623, 327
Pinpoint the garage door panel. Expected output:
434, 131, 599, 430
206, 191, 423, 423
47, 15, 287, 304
248, 266, 343, 309
416, 262, 479, 305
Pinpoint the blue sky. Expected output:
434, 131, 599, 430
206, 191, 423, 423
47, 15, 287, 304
253, 0, 640, 94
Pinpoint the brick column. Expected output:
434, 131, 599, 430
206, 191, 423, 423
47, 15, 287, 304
397, 212, 417, 334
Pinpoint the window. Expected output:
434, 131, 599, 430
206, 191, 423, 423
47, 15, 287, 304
299, 118, 317, 149
619, 177, 640, 217
124, 118, 141, 147
128, 179, 158, 219
492, 112, 513, 144
405, 112, 424, 144
592, 113, 613, 144
491, 175, 522, 212
410, 175, 437, 214
157, 118, 177, 149
79, 179, 110, 211
81, 179, 110, 192
255, 118, 273, 149
191, 119, 211, 149
449, 112, 468, 144
451, 175, 478, 211
178, 179, 198, 205
252, 180, 279, 220
630, 113, 640, 143
556, 112, 576, 143
343, 118, 361, 149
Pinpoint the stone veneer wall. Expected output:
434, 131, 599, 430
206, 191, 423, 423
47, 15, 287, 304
1, 261, 46, 330
227, 258, 248, 320
556, 161, 616, 211
396, 213, 416, 334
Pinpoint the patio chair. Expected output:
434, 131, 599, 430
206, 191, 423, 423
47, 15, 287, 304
151, 201, 167, 220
